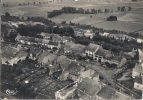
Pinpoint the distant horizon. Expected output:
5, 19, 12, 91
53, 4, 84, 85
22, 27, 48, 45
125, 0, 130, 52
2, 0, 133, 3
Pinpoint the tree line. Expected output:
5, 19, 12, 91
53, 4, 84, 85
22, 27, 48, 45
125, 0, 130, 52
2, 1, 49, 7
92, 34, 143, 53
48, 6, 132, 18
2, 12, 142, 54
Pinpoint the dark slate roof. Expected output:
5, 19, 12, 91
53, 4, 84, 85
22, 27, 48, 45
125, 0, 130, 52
56, 55, 71, 70
134, 76, 142, 84
77, 77, 101, 97
86, 43, 99, 52
96, 86, 116, 99
67, 62, 84, 75
95, 46, 106, 56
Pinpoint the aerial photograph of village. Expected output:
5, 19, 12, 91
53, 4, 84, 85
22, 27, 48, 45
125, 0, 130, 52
1, 0, 143, 99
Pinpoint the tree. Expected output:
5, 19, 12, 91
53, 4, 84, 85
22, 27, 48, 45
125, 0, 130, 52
107, 16, 117, 21
33, 2, 35, 4
117, 6, 121, 11
3, 4, 5, 6
39, 2, 41, 4
21, 17, 24, 21
121, 6, 125, 11
91, 9, 96, 14
111, 9, 113, 13
19, 4, 22, 6
85, 9, 90, 14
104, 8, 108, 13
61, 21, 66, 24
98, 9, 102, 13
128, 6, 132, 11
5, 12, 10, 17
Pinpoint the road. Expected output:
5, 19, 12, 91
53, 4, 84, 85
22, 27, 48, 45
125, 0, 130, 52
78, 60, 116, 87
78, 60, 142, 99
0, 92, 17, 99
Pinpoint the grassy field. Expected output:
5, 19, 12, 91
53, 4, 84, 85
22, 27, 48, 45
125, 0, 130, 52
2, 0, 143, 34
2, 0, 143, 17
49, 12, 143, 34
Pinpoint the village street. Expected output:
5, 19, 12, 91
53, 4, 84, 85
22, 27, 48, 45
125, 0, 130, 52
78, 60, 116, 87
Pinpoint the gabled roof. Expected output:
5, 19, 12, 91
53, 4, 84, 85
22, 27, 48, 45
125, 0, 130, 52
29, 47, 42, 54
86, 43, 100, 52
77, 77, 101, 97
48, 41, 58, 46
15, 35, 22, 40
133, 63, 142, 72
56, 55, 71, 70
37, 51, 50, 63
67, 62, 84, 75
95, 46, 106, 56
102, 32, 109, 36
35, 38, 43, 43
2, 46, 20, 59
42, 53, 57, 64
138, 49, 143, 61
118, 57, 127, 67
124, 49, 136, 59
134, 76, 142, 84
97, 86, 116, 99
80, 69, 95, 78
42, 39, 50, 44
113, 91, 133, 100
15, 50, 28, 58
49, 63, 62, 74
65, 42, 85, 53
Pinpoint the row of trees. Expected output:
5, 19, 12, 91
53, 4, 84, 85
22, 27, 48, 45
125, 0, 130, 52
2, 1, 50, 7
73, 36, 90, 45
18, 1, 49, 6
48, 10, 62, 18
53, 26, 75, 36
92, 34, 143, 53
117, 6, 132, 11
17, 24, 52, 37
48, 6, 132, 18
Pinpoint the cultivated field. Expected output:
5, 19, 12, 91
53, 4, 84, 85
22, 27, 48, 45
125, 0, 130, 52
2, 0, 143, 34
49, 11, 143, 34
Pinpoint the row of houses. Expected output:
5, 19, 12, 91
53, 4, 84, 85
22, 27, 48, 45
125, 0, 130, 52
132, 62, 143, 91
1, 45, 28, 66
15, 35, 61, 49
132, 49, 143, 91
55, 70, 134, 100
64, 42, 119, 64
74, 28, 135, 41
74, 29, 94, 39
